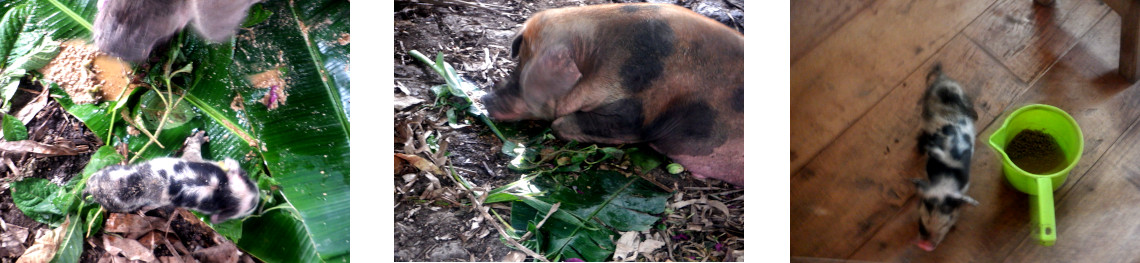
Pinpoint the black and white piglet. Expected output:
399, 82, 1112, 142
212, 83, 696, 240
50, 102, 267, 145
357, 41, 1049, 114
913, 64, 980, 251
84, 132, 259, 223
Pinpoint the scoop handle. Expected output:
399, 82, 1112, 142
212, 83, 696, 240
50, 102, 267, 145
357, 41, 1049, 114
1034, 177, 1057, 246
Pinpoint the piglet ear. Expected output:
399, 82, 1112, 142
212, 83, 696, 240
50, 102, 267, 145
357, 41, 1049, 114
960, 195, 980, 206
911, 178, 930, 191
519, 44, 581, 107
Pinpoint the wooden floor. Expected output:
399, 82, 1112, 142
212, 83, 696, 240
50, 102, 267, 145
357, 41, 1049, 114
791, 0, 1140, 261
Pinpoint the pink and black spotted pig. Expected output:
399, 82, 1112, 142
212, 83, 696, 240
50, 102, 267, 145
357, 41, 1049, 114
480, 3, 744, 185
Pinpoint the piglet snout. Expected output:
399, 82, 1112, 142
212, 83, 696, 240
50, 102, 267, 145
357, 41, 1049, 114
916, 240, 936, 252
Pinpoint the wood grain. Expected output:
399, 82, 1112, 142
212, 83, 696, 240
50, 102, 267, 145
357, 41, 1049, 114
963, 0, 1110, 82
790, 0, 875, 64
791, 0, 998, 175
846, 14, 1140, 262
790, 35, 1027, 258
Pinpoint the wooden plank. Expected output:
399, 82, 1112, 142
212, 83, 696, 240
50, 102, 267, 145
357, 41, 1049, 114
848, 14, 1140, 262
963, 0, 1110, 82
791, 0, 997, 175
790, 0, 875, 64
790, 35, 1028, 258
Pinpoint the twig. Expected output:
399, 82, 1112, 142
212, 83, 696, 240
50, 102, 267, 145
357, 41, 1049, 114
118, 110, 165, 149
517, 202, 559, 243
439, 157, 549, 261
466, 184, 549, 262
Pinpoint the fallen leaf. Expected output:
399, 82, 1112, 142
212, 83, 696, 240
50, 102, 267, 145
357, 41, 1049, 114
17, 218, 68, 263
613, 231, 640, 262
192, 239, 240, 263
394, 93, 425, 110
104, 213, 167, 239
0, 140, 81, 156
638, 239, 665, 255
501, 251, 526, 262
395, 155, 407, 174
705, 199, 731, 217
103, 235, 156, 262
0, 224, 29, 257
395, 153, 443, 175
14, 85, 49, 125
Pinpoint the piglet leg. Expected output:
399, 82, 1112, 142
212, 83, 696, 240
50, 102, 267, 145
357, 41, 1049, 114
180, 131, 208, 162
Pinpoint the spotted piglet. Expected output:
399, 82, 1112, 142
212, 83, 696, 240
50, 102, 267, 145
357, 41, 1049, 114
480, 3, 744, 185
84, 131, 259, 223
913, 64, 981, 251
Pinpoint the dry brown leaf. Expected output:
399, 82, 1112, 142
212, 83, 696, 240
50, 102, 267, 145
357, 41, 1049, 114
103, 235, 156, 262
0, 140, 81, 156
17, 218, 69, 263
158, 256, 184, 263
501, 251, 526, 262
0, 224, 29, 258
395, 155, 408, 174
394, 93, 425, 110
192, 242, 240, 263
104, 213, 167, 239
395, 153, 443, 175
14, 85, 50, 125
613, 231, 640, 262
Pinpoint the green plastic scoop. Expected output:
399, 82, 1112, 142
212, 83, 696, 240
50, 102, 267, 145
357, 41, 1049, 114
987, 104, 1083, 247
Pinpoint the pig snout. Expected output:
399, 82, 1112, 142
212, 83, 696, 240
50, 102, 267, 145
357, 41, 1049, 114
481, 93, 524, 121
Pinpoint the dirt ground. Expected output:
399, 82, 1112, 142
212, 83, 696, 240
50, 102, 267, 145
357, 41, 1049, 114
393, 0, 745, 261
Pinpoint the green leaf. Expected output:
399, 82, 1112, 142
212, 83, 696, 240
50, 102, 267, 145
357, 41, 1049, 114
2, 112, 27, 140
627, 147, 666, 174
11, 178, 67, 225
241, 3, 273, 28
49, 216, 85, 263
510, 171, 670, 261
0, 4, 63, 111
186, 0, 349, 260
132, 90, 199, 131
236, 208, 322, 263
49, 80, 114, 142
35, 0, 97, 40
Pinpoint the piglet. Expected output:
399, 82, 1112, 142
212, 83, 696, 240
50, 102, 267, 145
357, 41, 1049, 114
84, 131, 259, 223
913, 64, 980, 251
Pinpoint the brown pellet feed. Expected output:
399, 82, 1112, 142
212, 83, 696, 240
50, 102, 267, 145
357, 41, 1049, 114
1005, 129, 1067, 174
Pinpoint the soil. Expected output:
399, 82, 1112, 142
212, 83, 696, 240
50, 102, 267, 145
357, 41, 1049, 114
394, 0, 745, 261
1006, 129, 1067, 174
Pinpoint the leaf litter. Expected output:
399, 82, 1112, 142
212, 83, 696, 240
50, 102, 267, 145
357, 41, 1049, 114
394, 0, 744, 261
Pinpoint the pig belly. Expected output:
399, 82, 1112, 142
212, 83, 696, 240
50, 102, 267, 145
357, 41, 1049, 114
653, 136, 743, 186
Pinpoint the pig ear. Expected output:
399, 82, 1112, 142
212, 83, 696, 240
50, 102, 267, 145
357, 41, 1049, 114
958, 195, 980, 206
520, 45, 581, 105
510, 32, 524, 58
911, 178, 930, 191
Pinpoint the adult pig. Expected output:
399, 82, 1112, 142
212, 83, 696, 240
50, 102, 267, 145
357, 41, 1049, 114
480, 3, 744, 185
